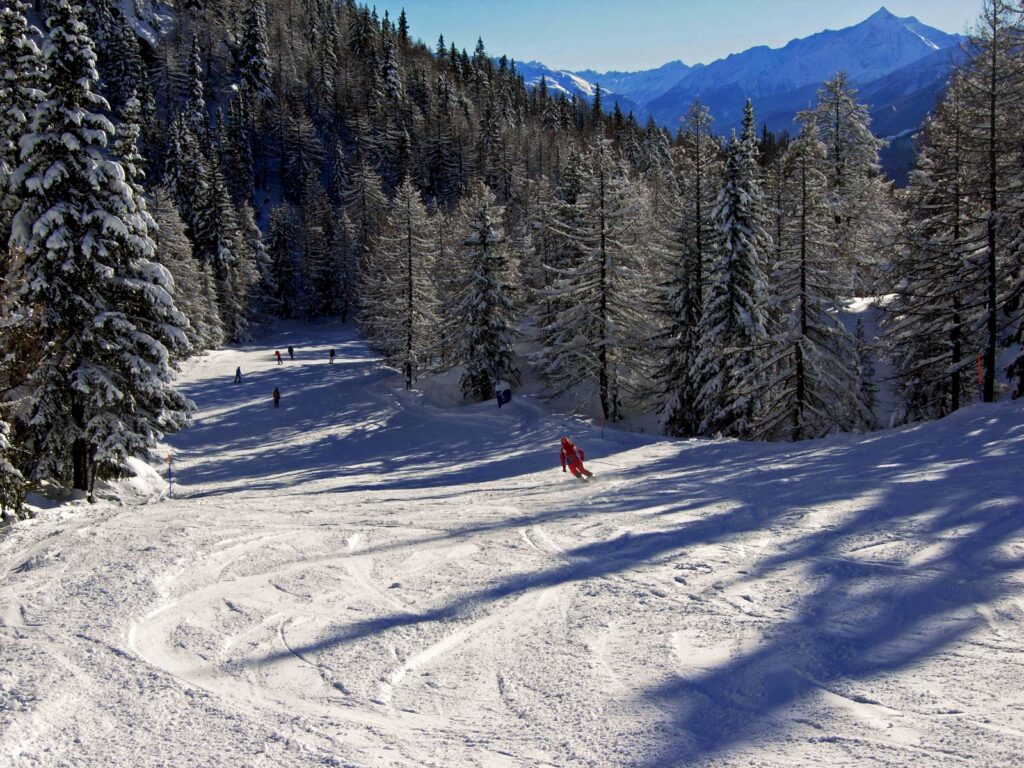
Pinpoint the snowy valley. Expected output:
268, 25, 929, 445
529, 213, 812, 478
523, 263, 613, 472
2, 323, 1024, 767
2, 0, 1024, 765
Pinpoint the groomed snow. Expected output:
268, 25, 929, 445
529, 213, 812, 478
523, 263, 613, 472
2, 321, 1024, 767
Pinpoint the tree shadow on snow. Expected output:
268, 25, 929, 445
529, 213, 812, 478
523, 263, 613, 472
231, 404, 1024, 765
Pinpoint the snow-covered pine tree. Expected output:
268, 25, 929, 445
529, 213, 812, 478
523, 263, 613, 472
223, 92, 255, 204
0, 0, 42, 241
362, 178, 437, 388
338, 145, 388, 274
535, 134, 649, 421
192, 158, 252, 341
448, 181, 518, 401
164, 114, 208, 229
301, 175, 335, 320
0, 417, 26, 519
753, 123, 867, 440
533, 147, 592, 367
148, 186, 222, 351
237, 202, 271, 326
8, 0, 190, 495
797, 72, 892, 298
87, 1, 147, 113
266, 204, 300, 319
886, 74, 982, 422
957, 0, 1024, 401
185, 34, 208, 139
281, 108, 323, 201
239, 0, 273, 104
332, 211, 358, 322
661, 98, 721, 436
693, 101, 771, 438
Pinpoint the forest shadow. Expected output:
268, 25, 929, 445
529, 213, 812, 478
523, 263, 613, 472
237, 403, 1024, 768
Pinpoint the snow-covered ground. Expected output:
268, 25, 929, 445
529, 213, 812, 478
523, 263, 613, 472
3, 321, 1024, 767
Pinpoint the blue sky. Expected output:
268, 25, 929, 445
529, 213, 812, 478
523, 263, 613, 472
375, 1, 979, 72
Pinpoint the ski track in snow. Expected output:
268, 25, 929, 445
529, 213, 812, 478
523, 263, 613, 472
3, 320, 1024, 767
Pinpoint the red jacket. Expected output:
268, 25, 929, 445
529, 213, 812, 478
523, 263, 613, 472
560, 439, 585, 470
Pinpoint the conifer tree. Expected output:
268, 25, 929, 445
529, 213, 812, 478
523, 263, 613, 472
661, 98, 721, 436
361, 179, 437, 388
0, 0, 43, 240
693, 102, 771, 437
8, 0, 190, 495
887, 74, 982, 421
754, 124, 866, 440
338, 146, 388, 271
0, 417, 26, 519
301, 177, 335, 319
239, 0, 273, 103
448, 181, 518, 401
798, 73, 891, 297
149, 186, 221, 351
266, 204, 300, 319
957, 0, 1024, 400
536, 136, 648, 421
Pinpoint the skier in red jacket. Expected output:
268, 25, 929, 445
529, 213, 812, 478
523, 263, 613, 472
560, 436, 593, 480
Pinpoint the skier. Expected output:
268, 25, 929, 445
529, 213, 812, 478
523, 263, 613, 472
560, 436, 593, 480
329, 349, 336, 364
275, 350, 283, 365
233, 366, 242, 384
288, 345, 294, 360
272, 387, 280, 408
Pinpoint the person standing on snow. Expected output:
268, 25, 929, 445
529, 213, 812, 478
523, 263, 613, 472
560, 436, 593, 480
329, 349, 336, 364
233, 366, 242, 384
288, 345, 294, 360
275, 350, 283, 365
272, 387, 281, 408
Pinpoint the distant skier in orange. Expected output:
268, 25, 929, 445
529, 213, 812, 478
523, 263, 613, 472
560, 436, 593, 480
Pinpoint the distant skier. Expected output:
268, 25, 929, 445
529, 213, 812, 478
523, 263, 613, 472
329, 349, 336, 364
272, 387, 280, 408
288, 345, 294, 360
560, 436, 593, 480
233, 366, 242, 384
275, 350, 283, 365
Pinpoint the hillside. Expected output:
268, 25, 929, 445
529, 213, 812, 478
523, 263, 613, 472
2, 321, 1023, 766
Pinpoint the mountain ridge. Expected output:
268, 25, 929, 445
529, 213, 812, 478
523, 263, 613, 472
513, 7, 961, 182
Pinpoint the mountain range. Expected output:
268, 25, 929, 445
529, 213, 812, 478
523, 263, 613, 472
515, 8, 965, 183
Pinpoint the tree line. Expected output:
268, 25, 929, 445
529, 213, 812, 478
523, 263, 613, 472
1, 0, 1021, 519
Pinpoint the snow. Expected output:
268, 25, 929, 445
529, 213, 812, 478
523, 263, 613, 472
2, 320, 1024, 766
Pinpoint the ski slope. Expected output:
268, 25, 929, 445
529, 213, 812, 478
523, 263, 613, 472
3, 321, 1024, 767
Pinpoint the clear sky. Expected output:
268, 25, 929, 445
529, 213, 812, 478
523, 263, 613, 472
374, 1, 980, 72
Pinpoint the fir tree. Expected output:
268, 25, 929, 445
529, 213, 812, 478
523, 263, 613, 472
8, 0, 190, 495
798, 72, 892, 297
694, 103, 771, 437
887, 74, 981, 421
149, 186, 222, 350
266, 204, 300, 319
0, 417, 26, 519
661, 98, 721, 436
536, 136, 649, 421
448, 181, 518, 401
239, 0, 273, 103
361, 179, 437, 388
957, 0, 1024, 401
0, 0, 43, 241
754, 124, 866, 440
